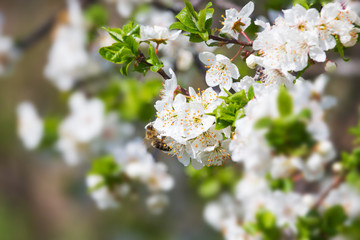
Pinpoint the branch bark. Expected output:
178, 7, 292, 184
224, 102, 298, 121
312, 173, 346, 209
209, 35, 252, 46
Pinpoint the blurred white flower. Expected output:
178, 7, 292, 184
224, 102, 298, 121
86, 175, 119, 209
146, 194, 169, 215
44, 0, 90, 91
17, 102, 43, 150
57, 92, 105, 165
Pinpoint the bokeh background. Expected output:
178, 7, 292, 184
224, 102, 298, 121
0, 0, 360, 239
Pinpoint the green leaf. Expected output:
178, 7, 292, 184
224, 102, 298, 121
103, 27, 123, 42
175, 7, 199, 32
256, 210, 281, 240
215, 119, 232, 130
254, 117, 272, 129
169, 22, 195, 33
184, 0, 199, 21
198, 179, 220, 198
322, 205, 347, 236
198, 8, 207, 31
123, 36, 139, 55
266, 174, 294, 192
277, 87, 293, 117
99, 44, 125, 64
84, 4, 108, 28
248, 85, 255, 100
335, 36, 350, 62
293, 0, 310, 9
89, 155, 120, 177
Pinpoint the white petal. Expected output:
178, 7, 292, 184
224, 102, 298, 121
199, 52, 216, 65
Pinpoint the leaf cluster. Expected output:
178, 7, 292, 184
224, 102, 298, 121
99, 22, 163, 76
244, 210, 281, 240
296, 206, 347, 240
169, 1, 214, 42
185, 165, 239, 199
266, 174, 294, 192
209, 86, 255, 131
255, 87, 315, 157
88, 155, 122, 192
99, 78, 162, 121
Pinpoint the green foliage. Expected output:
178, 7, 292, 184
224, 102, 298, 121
256, 108, 314, 157
169, 1, 214, 42
349, 115, 360, 144
277, 86, 293, 118
84, 4, 108, 28
266, 0, 292, 11
209, 89, 253, 130
88, 155, 122, 192
341, 149, 360, 171
296, 206, 347, 240
39, 117, 60, 149
266, 174, 294, 192
339, 218, 360, 239
255, 210, 282, 240
147, 45, 164, 72
100, 21, 166, 76
292, 0, 333, 9
99, 22, 164, 76
186, 165, 239, 199
255, 88, 314, 156
99, 78, 162, 121
84, 4, 108, 42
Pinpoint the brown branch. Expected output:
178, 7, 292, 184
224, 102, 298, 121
209, 35, 252, 47
15, 0, 98, 51
312, 173, 346, 209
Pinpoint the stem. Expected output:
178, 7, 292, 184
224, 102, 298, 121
312, 173, 346, 209
209, 35, 252, 46
230, 46, 244, 62
241, 31, 252, 43
155, 43, 160, 55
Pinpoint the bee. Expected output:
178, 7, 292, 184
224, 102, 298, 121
145, 124, 172, 152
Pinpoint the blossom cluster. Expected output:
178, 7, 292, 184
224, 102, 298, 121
151, 69, 232, 169
253, 2, 360, 76
87, 139, 174, 214
204, 174, 360, 240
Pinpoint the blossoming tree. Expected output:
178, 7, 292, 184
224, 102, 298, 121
14, 0, 360, 239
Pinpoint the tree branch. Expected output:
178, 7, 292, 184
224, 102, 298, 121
312, 173, 346, 209
209, 35, 252, 46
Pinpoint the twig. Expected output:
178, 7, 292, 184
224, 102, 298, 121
15, 0, 98, 51
209, 35, 252, 46
311, 173, 346, 209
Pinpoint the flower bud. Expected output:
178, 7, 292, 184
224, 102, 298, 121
324, 60, 337, 73
332, 162, 343, 173
246, 54, 257, 69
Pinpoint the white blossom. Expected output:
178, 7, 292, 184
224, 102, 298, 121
140, 25, 181, 43
17, 102, 43, 150
220, 1, 254, 38
199, 52, 240, 90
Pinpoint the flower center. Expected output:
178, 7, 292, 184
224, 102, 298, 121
232, 18, 245, 33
